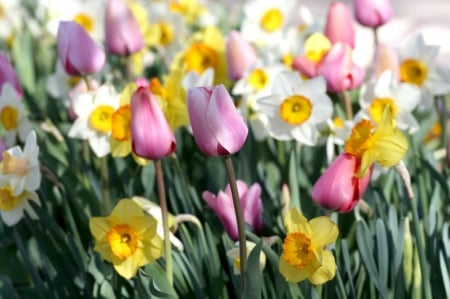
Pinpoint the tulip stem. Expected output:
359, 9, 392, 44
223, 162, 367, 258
341, 91, 353, 120
155, 159, 173, 286
100, 157, 111, 215
224, 155, 247, 293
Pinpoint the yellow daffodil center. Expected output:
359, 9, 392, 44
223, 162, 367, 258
1, 152, 29, 175
66, 76, 82, 87
149, 78, 167, 98
89, 105, 114, 133
283, 232, 314, 269
423, 122, 442, 143
234, 257, 241, 271
260, 8, 283, 33
282, 53, 294, 68
304, 33, 331, 62
247, 68, 269, 90
333, 117, 345, 128
111, 105, 131, 141
107, 224, 139, 259
1, 106, 19, 130
369, 98, 398, 124
156, 22, 173, 46
0, 186, 20, 211
400, 59, 428, 86
74, 13, 94, 34
184, 42, 218, 74
345, 119, 374, 158
279, 95, 312, 125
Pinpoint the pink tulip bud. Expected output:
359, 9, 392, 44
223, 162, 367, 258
0, 52, 22, 98
324, 2, 355, 48
105, 0, 144, 56
312, 153, 373, 213
57, 21, 105, 77
202, 180, 263, 240
292, 56, 318, 78
372, 43, 399, 80
353, 0, 392, 28
187, 85, 248, 156
317, 42, 365, 92
226, 31, 258, 81
130, 87, 176, 160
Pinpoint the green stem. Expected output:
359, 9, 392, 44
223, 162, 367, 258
407, 197, 432, 298
341, 91, 353, 120
100, 156, 111, 215
224, 155, 247, 293
155, 160, 173, 285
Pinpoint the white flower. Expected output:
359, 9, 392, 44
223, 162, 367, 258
399, 34, 450, 109
0, 83, 32, 147
356, 70, 421, 134
226, 241, 266, 275
0, 0, 25, 39
182, 68, 214, 91
322, 117, 353, 164
68, 84, 119, 158
0, 131, 40, 196
240, 0, 296, 48
0, 186, 40, 227
257, 71, 333, 145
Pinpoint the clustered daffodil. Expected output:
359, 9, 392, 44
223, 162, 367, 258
89, 199, 163, 279
279, 207, 338, 284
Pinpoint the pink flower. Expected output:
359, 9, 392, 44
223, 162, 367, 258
105, 0, 144, 56
317, 42, 365, 92
202, 180, 263, 240
292, 56, 318, 78
0, 52, 22, 98
324, 2, 355, 48
353, 0, 392, 28
311, 153, 373, 213
226, 31, 258, 81
57, 21, 105, 77
130, 87, 176, 160
372, 43, 399, 80
187, 85, 248, 156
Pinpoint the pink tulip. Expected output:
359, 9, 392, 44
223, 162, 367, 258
311, 153, 373, 213
187, 85, 248, 156
353, 0, 392, 28
202, 180, 263, 240
226, 31, 258, 81
0, 52, 22, 98
57, 21, 105, 77
324, 2, 355, 48
317, 42, 365, 92
130, 87, 176, 160
105, 0, 144, 56
292, 56, 319, 78
372, 43, 399, 80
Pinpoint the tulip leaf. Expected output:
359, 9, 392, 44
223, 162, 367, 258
243, 240, 263, 299
146, 262, 178, 298
11, 29, 36, 94
439, 251, 450, 299
0, 275, 18, 299
375, 220, 388, 295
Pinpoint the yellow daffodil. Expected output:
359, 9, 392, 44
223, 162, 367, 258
345, 107, 408, 178
89, 199, 163, 279
279, 207, 338, 284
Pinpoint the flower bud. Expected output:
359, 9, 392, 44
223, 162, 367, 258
226, 31, 258, 81
353, 0, 392, 28
324, 2, 355, 48
0, 52, 22, 98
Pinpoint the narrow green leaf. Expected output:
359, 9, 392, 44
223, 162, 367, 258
375, 220, 388, 295
439, 251, 450, 299
145, 262, 178, 298
243, 241, 263, 299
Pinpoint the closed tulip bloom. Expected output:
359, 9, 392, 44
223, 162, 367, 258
0, 52, 22, 98
105, 0, 143, 56
202, 180, 263, 240
317, 42, 364, 92
57, 21, 105, 77
226, 31, 258, 81
353, 0, 392, 28
324, 2, 355, 48
187, 85, 248, 156
130, 87, 176, 160
312, 153, 373, 213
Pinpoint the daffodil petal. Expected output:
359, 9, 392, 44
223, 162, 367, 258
279, 254, 309, 283
309, 217, 339, 247
113, 249, 145, 279
111, 199, 144, 221
89, 217, 111, 240
284, 207, 311, 236
308, 250, 337, 285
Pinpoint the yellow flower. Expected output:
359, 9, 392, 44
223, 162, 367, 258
89, 199, 163, 279
279, 207, 338, 285
345, 107, 408, 177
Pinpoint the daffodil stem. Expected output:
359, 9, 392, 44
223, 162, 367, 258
341, 91, 353, 120
407, 196, 432, 299
155, 159, 173, 286
224, 155, 247, 292
100, 157, 111, 215
373, 27, 379, 52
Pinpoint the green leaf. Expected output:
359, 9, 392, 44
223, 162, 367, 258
243, 241, 263, 299
0, 274, 19, 299
145, 262, 178, 298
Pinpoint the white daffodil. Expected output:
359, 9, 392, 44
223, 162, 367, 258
257, 71, 333, 145
0, 131, 40, 196
321, 117, 353, 164
182, 68, 214, 91
68, 84, 119, 158
227, 241, 266, 275
0, 186, 40, 227
0, 0, 25, 40
132, 196, 184, 251
399, 34, 450, 110
356, 70, 421, 134
0, 83, 32, 147
240, 0, 296, 49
